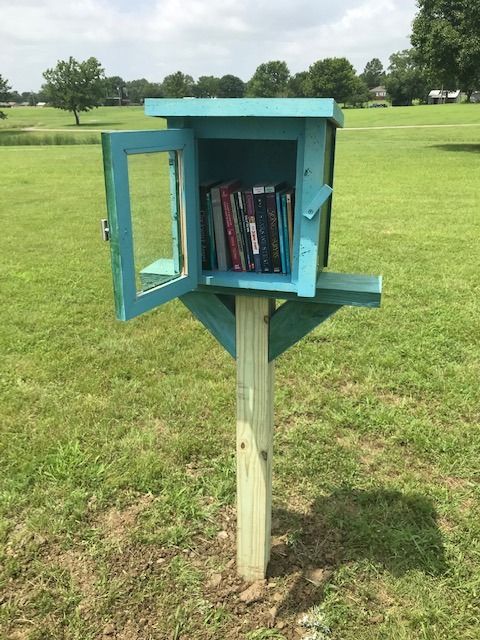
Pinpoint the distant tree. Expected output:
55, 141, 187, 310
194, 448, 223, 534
384, 49, 429, 105
287, 72, 309, 97
348, 76, 371, 107
193, 75, 220, 98
412, 0, 480, 101
103, 75, 127, 105
0, 75, 11, 119
21, 91, 37, 105
125, 79, 163, 104
217, 75, 245, 98
360, 58, 386, 89
305, 57, 361, 104
247, 61, 290, 97
162, 71, 194, 98
42, 57, 105, 125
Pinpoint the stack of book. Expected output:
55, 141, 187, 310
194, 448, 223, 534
199, 180, 295, 274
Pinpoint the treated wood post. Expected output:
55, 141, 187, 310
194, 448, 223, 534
236, 296, 275, 581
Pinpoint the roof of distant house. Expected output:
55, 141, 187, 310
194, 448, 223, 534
428, 89, 461, 99
371, 86, 386, 92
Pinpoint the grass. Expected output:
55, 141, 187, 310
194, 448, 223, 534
0, 104, 479, 639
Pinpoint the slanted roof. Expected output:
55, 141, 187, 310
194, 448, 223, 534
371, 86, 386, 92
144, 98, 344, 128
429, 89, 461, 99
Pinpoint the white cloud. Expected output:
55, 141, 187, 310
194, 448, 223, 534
0, 0, 417, 91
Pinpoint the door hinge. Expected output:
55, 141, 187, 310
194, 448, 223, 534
100, 219, 110, 242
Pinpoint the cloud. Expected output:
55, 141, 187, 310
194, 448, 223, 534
0, 0, 417, 91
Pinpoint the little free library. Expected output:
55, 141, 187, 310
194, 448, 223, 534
101, 98, 382, 580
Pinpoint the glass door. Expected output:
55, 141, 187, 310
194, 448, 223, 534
102, 129, 198, 320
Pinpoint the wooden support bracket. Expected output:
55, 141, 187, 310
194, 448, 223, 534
180, 291, 236, 357
269, 301, 341, 361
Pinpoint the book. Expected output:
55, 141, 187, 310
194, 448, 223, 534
199, 181, 220, 270
244, 188, 261, 272
276, 189, 287, 274
206, 192, 217, 270
210, 184, 231, 271
237, 191, 255, 271
265, 183, 286, 273
230, 191, 246, 271
280, 191, 291, 274
252, 185, 271, 272
285, 189, 295, 268
219, 180, 242, 271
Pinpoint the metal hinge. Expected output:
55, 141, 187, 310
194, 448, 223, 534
100, 219, 110, 242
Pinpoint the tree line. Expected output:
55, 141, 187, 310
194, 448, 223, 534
1, 0, 478, 123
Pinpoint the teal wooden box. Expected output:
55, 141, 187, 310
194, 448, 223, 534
102, 99, 376, 321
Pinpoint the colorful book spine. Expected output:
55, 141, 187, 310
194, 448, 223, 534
276, 191, 287, 274
220, 181, 242, 271
211, 186, 230, 271
280, 192, 291, 274
238, 191, 255, 271
265, 185, 282, 273
244, 189, 261, 272
286, 190, 294, 268
230, 192, 246, 271
252, 185, 271, 272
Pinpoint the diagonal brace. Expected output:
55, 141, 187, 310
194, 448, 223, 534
269, 301, 341, 361
180, 291, 236, 357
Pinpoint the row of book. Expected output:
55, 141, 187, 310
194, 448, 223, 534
199, 180, 295, 274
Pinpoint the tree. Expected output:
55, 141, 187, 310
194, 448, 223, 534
42, 57, 105, 125
103, 75, 127, 105
194, 75, 220, 98
412, 0, 480, 101
287, 72, 309, 97
125, 79, 163, 104
162, 71, 194, 98
0, 75, 11, 119
384, 49, 429, 105
305, 57, 362, 104
217, 75, 245, 98
360, 58, 386, 89
247, 61, 290, 97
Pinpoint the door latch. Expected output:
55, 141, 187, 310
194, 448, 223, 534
100, 219, 110, 242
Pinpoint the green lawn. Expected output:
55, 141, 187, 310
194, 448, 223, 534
0, 105, 479, 640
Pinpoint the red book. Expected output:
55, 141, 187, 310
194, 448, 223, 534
219, 180, 242, 271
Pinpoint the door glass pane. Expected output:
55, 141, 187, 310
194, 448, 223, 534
127, 150, 184, 294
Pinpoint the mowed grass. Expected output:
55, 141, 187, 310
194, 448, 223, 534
0, 106, 479, 639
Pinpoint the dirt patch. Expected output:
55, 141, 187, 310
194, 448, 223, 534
99, 494, 155, 543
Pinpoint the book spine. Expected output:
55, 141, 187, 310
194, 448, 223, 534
206, 192, 217, 270
265, 188, 281, 273
245, 190, 262, 272
286, 191, 294, 268
238, 192, 254, 271
252, 186, 271, 272
211, 187, 229, 271
199, 186, 210, 270
281, 193, 290, 274
220, 186, 242, 271
230, 192, 246, 271
276, 192, 286, 274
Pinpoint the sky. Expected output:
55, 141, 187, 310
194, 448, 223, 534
1, 0, 418, 92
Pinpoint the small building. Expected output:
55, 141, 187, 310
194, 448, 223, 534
36, 102, 47, 107
428, 90, 461, 104
370, 86, 387, 100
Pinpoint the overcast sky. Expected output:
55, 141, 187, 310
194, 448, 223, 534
1, 0, 418, 92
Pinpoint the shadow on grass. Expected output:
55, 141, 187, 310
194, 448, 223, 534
431, 143, 480, 153
270, 488, 447, 617
64, 122, 122, 128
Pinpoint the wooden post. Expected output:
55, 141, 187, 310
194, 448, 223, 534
236, 296, 274, 581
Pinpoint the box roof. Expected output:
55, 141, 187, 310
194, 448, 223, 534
144, 98, 344, 127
